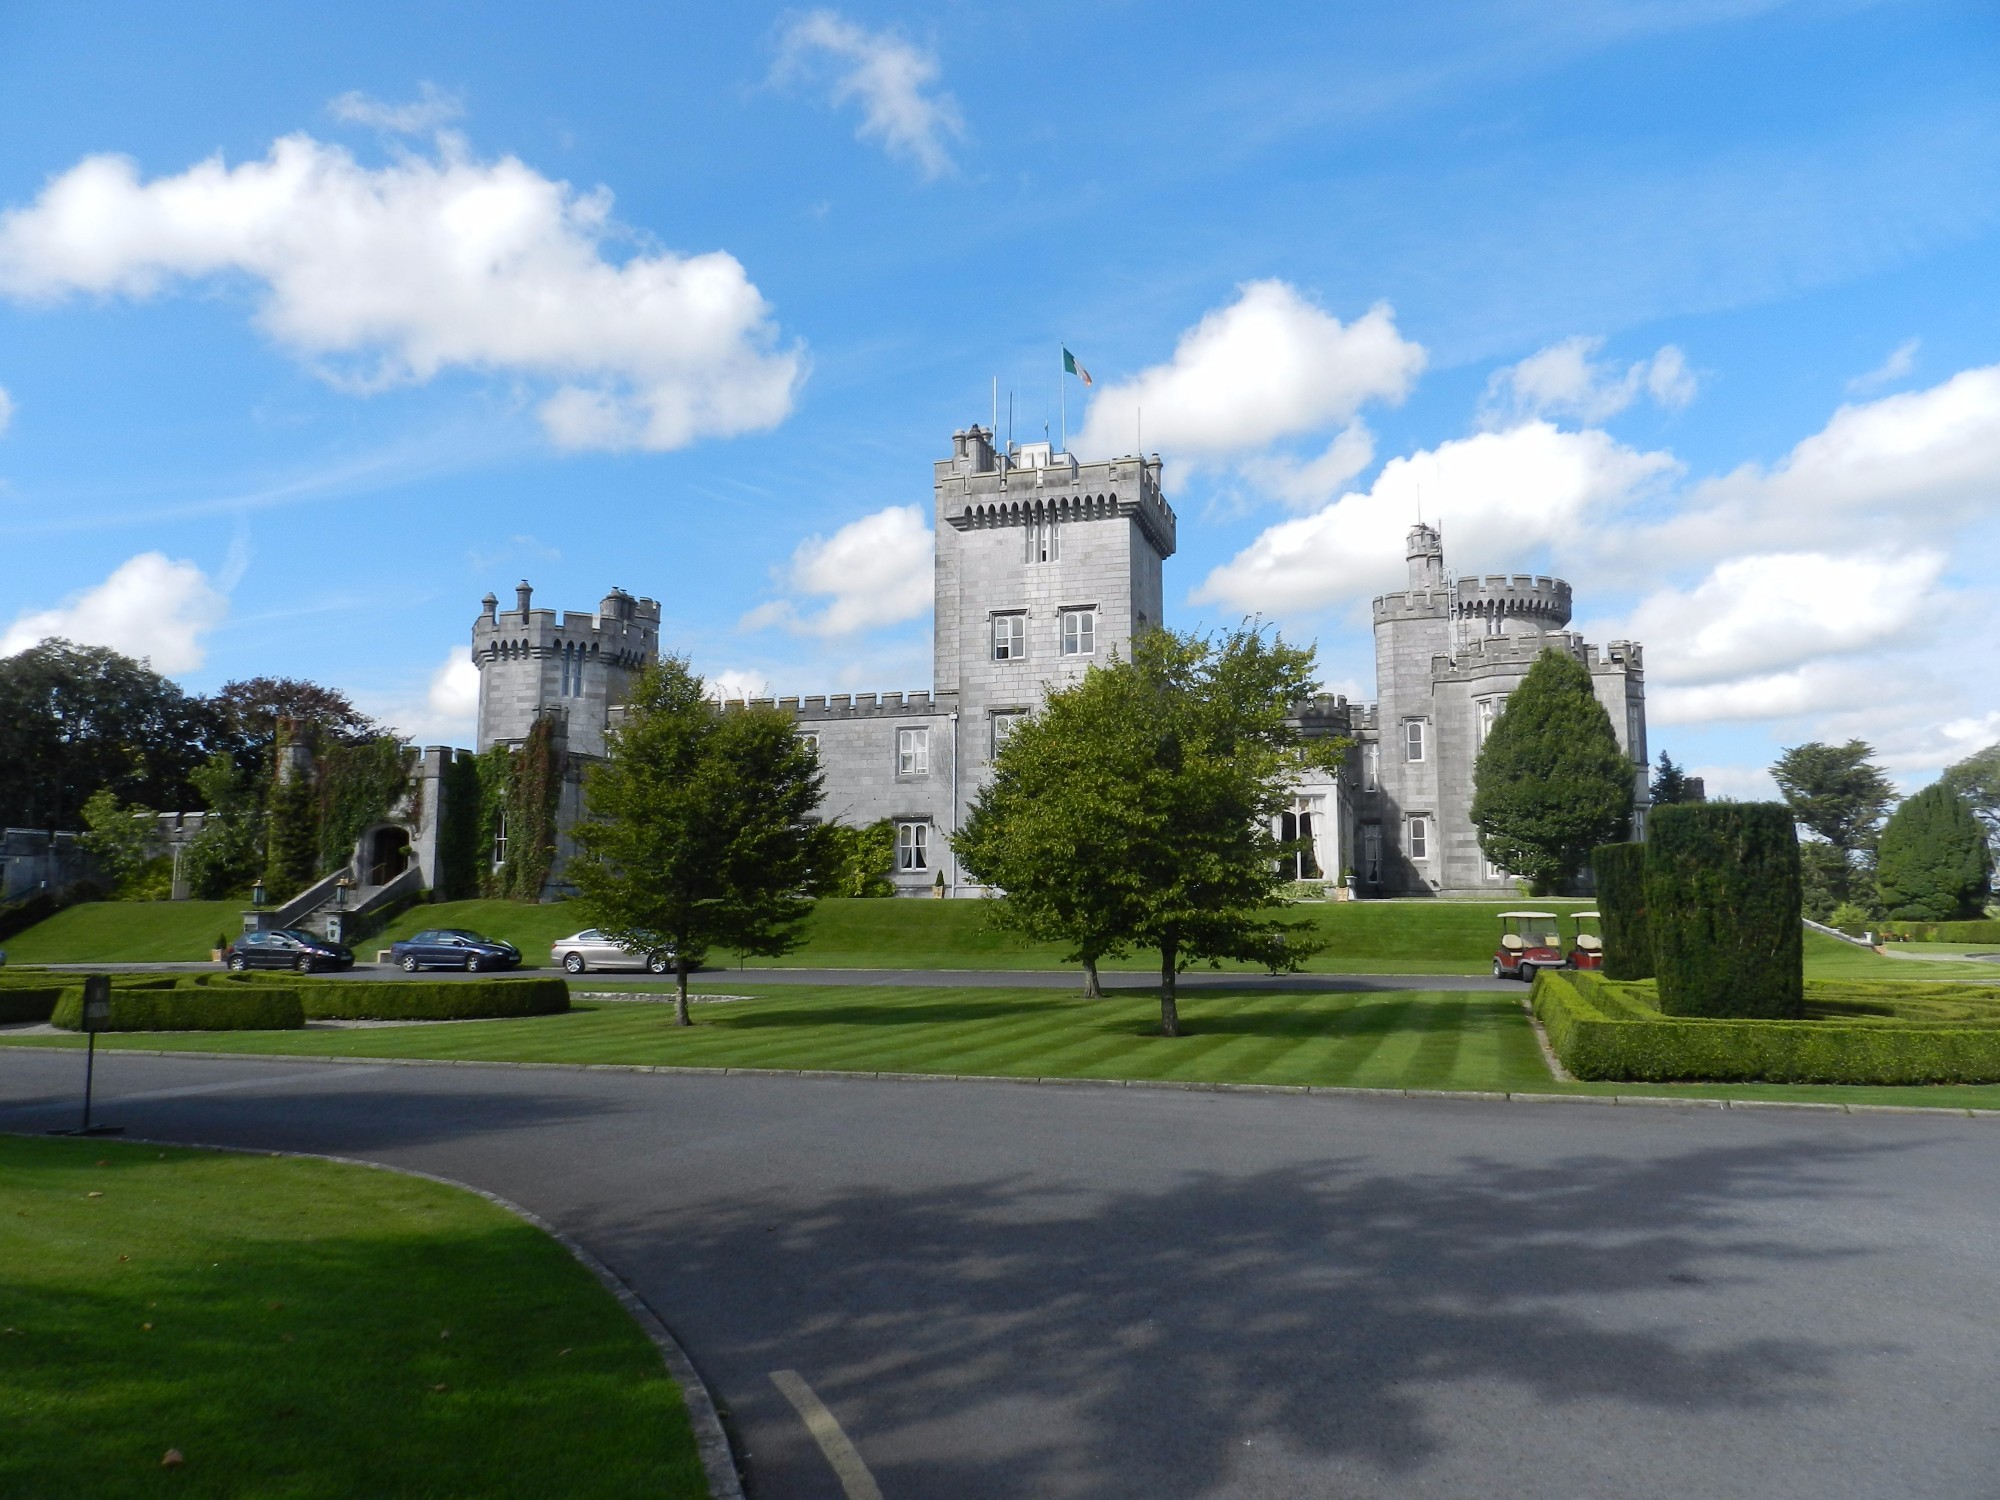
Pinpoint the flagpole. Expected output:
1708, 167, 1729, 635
1059, 346, 1066, 454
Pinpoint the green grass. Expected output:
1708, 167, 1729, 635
1798, 931, 2000, 984
0, 1135, 704, 1500
9, 980, 2000, 1108
1, 901, 238, 964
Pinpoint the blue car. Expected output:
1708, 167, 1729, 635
227, 928, 355, 973
389, 928, 522, 973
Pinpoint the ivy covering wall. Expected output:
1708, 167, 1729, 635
487, 715, 564, 900
260, 724, 414, 903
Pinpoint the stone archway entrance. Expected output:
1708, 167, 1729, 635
365, 825, 413, 887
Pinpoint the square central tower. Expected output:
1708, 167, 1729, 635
933, 426, 1175, 796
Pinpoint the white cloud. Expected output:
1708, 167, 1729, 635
1481, 335, 1696, 426
773, 12, 965, 179
1649, 660, 1891, 726
1074, 282, 1425, 462
706, 669, 773, 703
1236, 424, 1376, 512
0, 133, 803, 452
1619, 550, 1943, 687
0, 384, 12, 437
1198, 421, 1677, 614
0, 552, 227, 672
742, 504, 933, 637
1848, 337, 1919, 394
428, 650, 480, 721
328, 83, 463, 134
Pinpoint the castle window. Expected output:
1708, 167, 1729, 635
1026, 514, 1060, 564
896, 821, 929, 871
799, 730, 821, 759
992, 613, 1027, 661
1627, 703, 1644, 763
1404, 719, 1426, 763
1363, 743, 1379, 792
1407, 816, 1430, 861
897, 728, 930, 777
492, 810, 508, 870
1060, 609, 1096, 656
1280, 804, 1321, 880
1362, 825, 1382, 884
1475, 696, 1507, 749
991, 711, 1022, 757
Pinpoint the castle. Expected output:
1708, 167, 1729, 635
465, 427, 1650, 899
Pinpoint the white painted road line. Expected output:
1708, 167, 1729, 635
771, 1369, 884, 1500
0, 1067, 386, 1113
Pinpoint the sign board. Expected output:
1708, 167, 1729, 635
80, 975, 111, 1032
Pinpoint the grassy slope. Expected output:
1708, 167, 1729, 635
1, 901, 239, 964
0, 1136, 704, 1500
8, 982, 2000, 1108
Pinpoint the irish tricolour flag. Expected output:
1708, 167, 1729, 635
1063, 348, 1092, 385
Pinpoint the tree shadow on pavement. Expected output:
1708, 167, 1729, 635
620, 1133, 1907, 1499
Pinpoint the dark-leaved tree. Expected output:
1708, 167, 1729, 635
1650, 752, 1695, 806
1469, 648, 1633, 893
1771, 740, 1894, 911
1940, 742, 2000, 857
1875, 782, 1993, 922
568, 658, 826, 1024
0, 638, 214, 829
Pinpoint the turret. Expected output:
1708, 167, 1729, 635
472, 582, 661, 758
1406, 523, 1444, 589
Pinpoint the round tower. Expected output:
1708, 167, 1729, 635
472, 579, 661, 757
1451, 574, 1573, 638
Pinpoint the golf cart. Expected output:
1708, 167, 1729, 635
1493, 911, 1564, 981
1568, 911, 1604, 971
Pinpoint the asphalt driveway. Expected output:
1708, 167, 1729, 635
3, 1048, 1995, 1499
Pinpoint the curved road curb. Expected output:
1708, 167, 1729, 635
13, 1129, 745, 1500
4, 1043, 1995, 1115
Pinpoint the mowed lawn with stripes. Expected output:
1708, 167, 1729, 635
0, 986, 1555, 1092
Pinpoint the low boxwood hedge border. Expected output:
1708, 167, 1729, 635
51, 985, 304, 1032
1533, 968, 2000, 1085
1881, 919, 2000, 944
194, 972, 571, 1021
0, 986, 64, 1023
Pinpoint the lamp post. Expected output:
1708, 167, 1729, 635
251, 879, 266, 909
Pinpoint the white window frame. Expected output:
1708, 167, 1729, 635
897, 727, 930, 777
1405, 719, 1427, 763
991, 613, 1027, 661
990, 711, 1022, 757
799, 729, 821, 757
896, 821, 929, 871
1407, 815, 1430, 861
1280, 801, 1321, 881
1476, 695, 1507, 750
1026, 515, 1060, 564
1363, 743, 1378, 793
492, 808, 508, 870
1060, 608, 1096, 657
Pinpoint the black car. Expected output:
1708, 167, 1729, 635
227, 928, 354, 973
389, 928, 522, 973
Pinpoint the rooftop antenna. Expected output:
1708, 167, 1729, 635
991, 376, 997, 435
1008, 390, 1014, 450
1137, 404, 1142, 459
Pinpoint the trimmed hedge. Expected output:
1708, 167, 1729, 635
0, 986, 63, 1023
1881, 919, 2000, 944
293, 978, 569, 1022
1646, 803, 1802, 1019
1533, 968, 2000, 1084
51, 986, 304, 1032
194, 972, 570, 1021
1592, 842, 1652, 979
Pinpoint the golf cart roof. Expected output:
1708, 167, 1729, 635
1573, 910, 1600, 919
1498, 911, 1559, 919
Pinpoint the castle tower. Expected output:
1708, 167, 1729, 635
932, 424, 1175, 813
1367, 524, 1455, 890
472, 580, 661, 759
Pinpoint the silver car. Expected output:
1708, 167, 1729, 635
550, 928, 675, 975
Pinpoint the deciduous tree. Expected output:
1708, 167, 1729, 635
568, 658, 826, 1023
1771, 740, 1894, 910
1470, 649, 1633, 892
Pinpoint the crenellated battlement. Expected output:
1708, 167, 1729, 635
472, 581, 660, 670
1452, 573, 1572, 632
937, 438, 1176, 557
718, 690, 960, 720
1371, 586, 1453, 624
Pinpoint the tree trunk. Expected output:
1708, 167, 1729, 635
675, 955, 692, 1027
1158, 938, 1180, 1037
1082, 955, 1102, 999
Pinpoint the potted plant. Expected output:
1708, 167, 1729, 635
211, 933, 229, 963
1339, 867, 1358, 902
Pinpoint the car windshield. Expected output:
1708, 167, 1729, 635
1517, 924, 1559, 946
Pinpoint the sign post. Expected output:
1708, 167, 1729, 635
51, 975, 122, 1137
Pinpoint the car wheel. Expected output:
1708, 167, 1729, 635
401, 955, 421, 973
295, 956, 313, 973
465, 956, 482, 972
563, 952, 585, 974
647, 954, 673, 975
227, 953, 247, 972
1492, 960, 1504, 978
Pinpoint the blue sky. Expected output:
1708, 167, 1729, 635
1, 0, 1996, 795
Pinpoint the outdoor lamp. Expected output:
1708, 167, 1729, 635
334, 875, 354, 910
251, 879, 266, 908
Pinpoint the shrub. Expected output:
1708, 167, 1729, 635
1534, 968, 2000, 1084
51, 986, 303, 1031
1591, 842, 1651, 979
1876, 782, 1993, 921
1646, 803, 1802, 1019
1825, 902, 1872, 937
